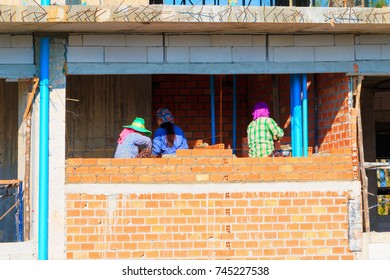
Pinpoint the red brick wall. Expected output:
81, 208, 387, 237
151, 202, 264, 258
66, 149, 354, 184
316, 73, 352, 153
65, 189, 355, 260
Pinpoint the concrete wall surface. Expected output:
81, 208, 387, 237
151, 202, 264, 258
66, 34, 390, 75
359, 232, 390, 260
67, 33, 390, 64
0, 241, 36, 260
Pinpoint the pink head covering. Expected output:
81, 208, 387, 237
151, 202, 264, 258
252, 102, 270, 120
117, 128, 135, 144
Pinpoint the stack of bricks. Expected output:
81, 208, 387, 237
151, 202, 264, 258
66, 149, 355, 184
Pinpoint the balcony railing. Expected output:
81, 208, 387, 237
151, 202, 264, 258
0, 180, 24, 242
163, 0, 312, 5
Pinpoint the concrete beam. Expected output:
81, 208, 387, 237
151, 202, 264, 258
1, 5, 390, 34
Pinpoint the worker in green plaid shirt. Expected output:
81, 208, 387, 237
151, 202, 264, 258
247, 102, 284, 158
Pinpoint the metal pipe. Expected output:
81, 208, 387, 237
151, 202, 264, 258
302, 74, 308, 157
38, 32, 50, 259
232, 75, 237, 154
295, 74, 303, 157
17, 181, 24, 242
210, 75, 216, 145
292, 74, 302, 157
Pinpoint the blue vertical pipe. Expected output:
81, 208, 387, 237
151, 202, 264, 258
292, 74, 302, 157
295, 74, 302, 157
232, 75, 237, 154
302, 74, 308, 157
210, 75, 216, 145
38, 0, 50, 259
17, 181, 24, 242
38, 37, 49, 260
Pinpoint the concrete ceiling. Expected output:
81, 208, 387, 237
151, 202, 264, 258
2, 22, 390, 34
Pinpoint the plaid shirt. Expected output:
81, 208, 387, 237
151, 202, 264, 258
114, 132, 152, 158
247, 117, 284, 158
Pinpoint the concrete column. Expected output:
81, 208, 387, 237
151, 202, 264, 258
48, 37, 67, 259
18, 80, 32, 241
34, 35, 67, 259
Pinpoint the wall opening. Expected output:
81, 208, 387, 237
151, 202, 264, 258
361, 76, 390, 232
0, 79, 19, 242
65, 73, 351, 159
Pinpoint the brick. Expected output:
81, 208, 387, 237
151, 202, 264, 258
105, 47, 147, 63
268, 35, 294, 47
68, 35, 83, 46
67, 47, 104, 63
232, 47, 266, 62
81, 175, 97, 183
191, 47, 232, 63
294, 35, 334, 46
82, 158, 98, 165
126, 35, 163, 47
166, 47, 190, 63
315, 46, 355, 62
168, 35, 210, 47
11, 35, 33, 47
67, 175, 82, 183
359, 34, 390, 45
211, 35, 252, 47
83, 35, 126, 46
274, 47, 314, 62
355, 45, 381, 60
67, 158, 83, 166
0, 48, 34, 64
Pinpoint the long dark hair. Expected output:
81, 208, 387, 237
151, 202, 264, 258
160, 122, 176, 147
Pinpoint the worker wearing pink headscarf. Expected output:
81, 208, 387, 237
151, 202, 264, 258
252, 101, 271, 120
247, 102, 284, 157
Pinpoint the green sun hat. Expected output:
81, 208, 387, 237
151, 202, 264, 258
123, 117, 152, 136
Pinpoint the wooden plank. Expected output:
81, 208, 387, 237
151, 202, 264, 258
0, 180, 21, 185
23, 77, 39, 120
355, 75, 370, 232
